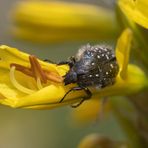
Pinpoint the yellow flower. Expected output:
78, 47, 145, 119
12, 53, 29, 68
71, 96, 111, 124
0, 46, 87, 109
0, 28, 147, 109
118, 0, 148, 66
11, 1, 118, 42
118, 0, 148, 29
71, 28, 148, 123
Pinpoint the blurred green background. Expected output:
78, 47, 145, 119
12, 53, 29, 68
0, 0, 126, 148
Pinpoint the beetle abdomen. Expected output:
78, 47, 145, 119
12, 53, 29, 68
75, 44, 119, 87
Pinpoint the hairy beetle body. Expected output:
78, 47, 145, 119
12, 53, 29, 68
64, 44, 119, 88
59, 44, 119, 107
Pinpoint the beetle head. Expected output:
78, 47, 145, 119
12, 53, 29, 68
64, 69, 77, 85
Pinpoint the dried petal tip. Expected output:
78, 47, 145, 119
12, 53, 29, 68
78, 134, 127, 148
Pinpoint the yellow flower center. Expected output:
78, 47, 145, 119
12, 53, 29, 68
9, 55, 63, 94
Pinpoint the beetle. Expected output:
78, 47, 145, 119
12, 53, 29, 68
58, 44, 119, 107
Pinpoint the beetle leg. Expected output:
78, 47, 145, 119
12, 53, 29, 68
58, 61, 71, 65
99, 97, 109, 120
71, 87, 92, 108
69, 56, 76, 63
59, 86, 92, 107
59, 87, 81, 103
57, 61, 74, 68
82, 87, 92, 99
58, 56, 76, 68
43, 59, 55, 64
44, 55, 76, 66
71, 98, 85, 108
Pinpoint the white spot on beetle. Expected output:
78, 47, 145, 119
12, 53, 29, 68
110, 64, 114, 68
106, 55, 109, 60
97, 55, 100, 59
104, 48, 107, 51
95, 74, 99, 77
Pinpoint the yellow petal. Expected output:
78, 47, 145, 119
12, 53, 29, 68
11, 1, 118, 42
0, 45, 63, 73
115, 28, 132, 79
118, 0, 148, 29
0, 45, 80, 108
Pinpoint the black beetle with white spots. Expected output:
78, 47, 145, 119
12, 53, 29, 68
57, 44, 119, 107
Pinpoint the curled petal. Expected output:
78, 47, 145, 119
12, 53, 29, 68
115, 28, 132, 79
